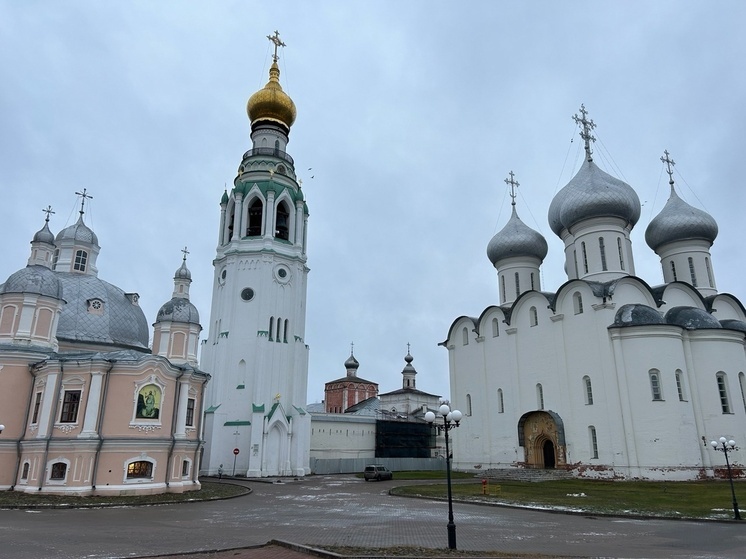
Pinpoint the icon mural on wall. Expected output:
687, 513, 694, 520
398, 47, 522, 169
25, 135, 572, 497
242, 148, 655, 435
136, 385, 161, 419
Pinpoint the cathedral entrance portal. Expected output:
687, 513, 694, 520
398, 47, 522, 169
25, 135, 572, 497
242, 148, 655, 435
517, 411, 566, 469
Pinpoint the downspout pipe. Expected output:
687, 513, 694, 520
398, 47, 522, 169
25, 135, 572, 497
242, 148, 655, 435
166, 368, 186, 489
38, 361, 64, 491
90, 361, 115, 491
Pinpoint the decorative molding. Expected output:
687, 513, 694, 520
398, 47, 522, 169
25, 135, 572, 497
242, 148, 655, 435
129, 424, 161, 433
550, 314, 564, 322
55, 423, 76, 434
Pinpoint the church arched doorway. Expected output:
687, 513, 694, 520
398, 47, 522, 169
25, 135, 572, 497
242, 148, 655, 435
517, 410, 566, 469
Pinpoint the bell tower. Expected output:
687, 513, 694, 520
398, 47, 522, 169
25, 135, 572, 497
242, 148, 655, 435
200, 31, 310, 477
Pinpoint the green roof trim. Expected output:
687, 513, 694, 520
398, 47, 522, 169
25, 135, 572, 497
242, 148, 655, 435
293, 405, 307, 415
232, 179, 308, 211
267, 401, 280, 420
223, 420, 251, 426
205, 404, 221, 413
236, 384, 245, 389
252, 404, 265, 413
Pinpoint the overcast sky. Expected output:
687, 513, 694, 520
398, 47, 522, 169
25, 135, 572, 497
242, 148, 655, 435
2, 1, 745, 404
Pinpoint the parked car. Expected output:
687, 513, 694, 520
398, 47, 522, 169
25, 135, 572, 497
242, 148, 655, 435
363, 464, 393, 481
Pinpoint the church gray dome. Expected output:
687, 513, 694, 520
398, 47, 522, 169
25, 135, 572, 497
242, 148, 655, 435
644, 188, 718, 251
612, 304, 664, 327
56, 215, 99, 246
32, 221, 56, 245
548, 160, 641, 237
345, 353, 359, 370
175, 260, 192, 280
720, 319, 746, 333
1, 266, 63, 299
55, 272, 149, 350
155, 297, 200, 325
665, 306, 721, 330
487, 208, 548, 265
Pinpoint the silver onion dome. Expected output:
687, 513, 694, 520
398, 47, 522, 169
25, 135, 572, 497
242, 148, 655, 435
1, 266, 63, 299
32, 221, 56, 245
487, 207, 548, 265
55, 273, 149, 350
55, 215, 99, 246
155, 297, 200, 325
174, 260, 192, 281
344, 353, 359, 371
645, 188, 718, 251
548, 160, 641, 237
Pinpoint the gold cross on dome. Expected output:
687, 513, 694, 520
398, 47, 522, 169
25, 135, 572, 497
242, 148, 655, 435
504, 171, 520, 207
267, 30, 286, 62
572, 104, 597, 162
661, 149, 676, 186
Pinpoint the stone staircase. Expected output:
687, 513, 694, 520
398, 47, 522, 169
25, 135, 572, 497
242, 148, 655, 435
473, 468, 575, 482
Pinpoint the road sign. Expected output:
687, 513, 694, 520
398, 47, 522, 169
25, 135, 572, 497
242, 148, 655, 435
233, 448, 240, 455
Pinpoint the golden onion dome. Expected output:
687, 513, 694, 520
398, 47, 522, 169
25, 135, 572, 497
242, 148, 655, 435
247, 61, 297, 129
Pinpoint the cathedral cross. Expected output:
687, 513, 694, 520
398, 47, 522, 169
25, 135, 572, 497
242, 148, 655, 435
42, 205, 55, 223
74, 188, 93, 216
661, 149, 676, 187
504, 171, 519, 207
267, 30, 286, 62
181, 246, 189, 262
350, 341, 354, 356
572, 104, 597, 162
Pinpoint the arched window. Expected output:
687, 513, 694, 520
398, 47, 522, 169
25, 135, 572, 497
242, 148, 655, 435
739, 372, 746, 413
589, 426, 599, 459
50, 462, 67, 480
716, 372, 731, 413
530, 272, 535, 290
501, 275, 506, 302
462, 327, 469, 345
573, 250, 579, 278
247, 199, 263, 236
675, 369, 686, 401
670, 260, 677, 281
530, 306, 538, 326
705, 257, 714, 287
21, 462, 30, 480
466, 394, 472, 416
269, 317, 274, 341
688, 257, 697, 286
182, 460, 190, 477
284, 319, 289, 343
127, 460, 154, 479
649, 369, 663, 401
491, 317, 499, 337
497, 388, 504, 413
227, 203, 235, 242
275, 201, 290, 241
276, 316, 282, 343
583, 375, 593, 405
617, 237, 625, 270
73, 249, 88, 272
599, 237, 607, 271
515, 272, 520, 298
536, 383, 544, 410
581, 242, 588, 274
573, 292, 583, 315
274, 139, 280, 154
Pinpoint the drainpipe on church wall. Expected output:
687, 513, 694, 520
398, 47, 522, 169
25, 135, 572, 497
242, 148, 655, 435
166, 369, 186, 488
90, 361, 115, 491
38, 361, 64, 491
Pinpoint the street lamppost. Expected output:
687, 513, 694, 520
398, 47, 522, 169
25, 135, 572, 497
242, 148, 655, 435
425, 401, 462, 550
710, 437, 741, 520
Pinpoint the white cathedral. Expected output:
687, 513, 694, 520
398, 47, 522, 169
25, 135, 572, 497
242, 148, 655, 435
444, 107, 746, 480
199, 33, 311, 477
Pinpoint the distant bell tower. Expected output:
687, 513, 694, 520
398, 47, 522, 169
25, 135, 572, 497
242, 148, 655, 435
200, 31, 311, 478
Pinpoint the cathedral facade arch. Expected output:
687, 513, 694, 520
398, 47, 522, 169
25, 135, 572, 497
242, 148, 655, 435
517, 410, 567, 469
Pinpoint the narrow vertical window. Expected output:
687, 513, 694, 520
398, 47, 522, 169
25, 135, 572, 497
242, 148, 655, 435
599, 237, 607, 271
589, 426, 599, 459
276, 317, 282, 343
530, 306, 538, 326
515, 272, 520, 298
466, 394, 473, 416
688, 257, 697, 286
32, 392, 42, 423
497, 388, 504, 413
21, 463, 30, 480
182, 460, 190, 477
186, 398, 195, 427
73, 250, 88, 272
462, 327, 469, 346
284, 319, 289, 343
670, 260, 677, 281
739, 372, 746, 414
573, 292, 583, 315
717, 373, 731, 413
491, 317, 499, 337
617, 237, 625, 270
573, 250, 579, 278
583, 376, 593, 405
501, 275, 506, 302
536, 383, 544, 410
269, 317, 274, 341
649, 370, 662, 401
581, 242, 588, 274
675, 370, 686, 401
705, 257, 714, 287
